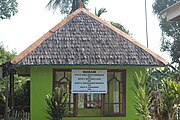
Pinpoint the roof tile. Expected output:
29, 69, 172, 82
12, 9, 168, 66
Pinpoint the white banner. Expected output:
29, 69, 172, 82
71, 70, 107, 93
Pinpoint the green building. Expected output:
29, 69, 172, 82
11, 8, 168, 120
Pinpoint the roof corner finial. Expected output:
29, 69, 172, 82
79, 2, 84, 8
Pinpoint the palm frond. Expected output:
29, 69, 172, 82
45, 87, 68, 119
95, 7, 107, 17
46, 0, 72, 14
132, 71, 151, 119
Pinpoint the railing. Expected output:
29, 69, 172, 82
9, 106, 30, 120
10, 110, 30, 120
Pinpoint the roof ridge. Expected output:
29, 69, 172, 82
11, 8, 84, 64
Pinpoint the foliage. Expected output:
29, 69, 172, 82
0, 43, 29, 120
159, 19, 180, 65
152, 0, 178, 14
0, 75, 29, 116
148, 64, 180, 84
0, 42, 17, 116
93, 8, 131, 36
0, 87, 5, 116
95, 7, 107, 17
0, 42, 30, 117
161, 78, 180, 120
47, 0, 132, 38
0, 90, 5, 103
45, 87, 68, 120
132, 72, 152, 120
14, 79, 30, 109
147, 64, 180, 120
152, 0, 180, 65
0, 43, 16, 64
0, 0, 18, 20
46, 0, 89, 15
110, 21, 132, 36
0, 78, 6, 115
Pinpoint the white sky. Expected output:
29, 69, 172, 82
0, 0, 171, 62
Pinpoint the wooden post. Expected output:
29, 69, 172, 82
122, 70, 126, 115
101, 94, 105, 116
3, 63, 9, 120
10, 69, 15, 111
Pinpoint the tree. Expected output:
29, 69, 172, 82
152, 0, 180, 65
0, 0, 18, 20
0, 43, 16, 64
161, 78, 179, 120
14, 78, 30, 109
47, 0, 132, 37
110, 21, 132, 35
0, 43, 16, 116
0, 88, 5, 117
46, 0, 89, 15
95, 7, 107, 17
152, 0, 177, 14
147, 64, 180, 119
0, 43, 30, 117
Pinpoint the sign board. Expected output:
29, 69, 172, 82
72, 70, 107, 93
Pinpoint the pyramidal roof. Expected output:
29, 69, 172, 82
11, 8, 168, 66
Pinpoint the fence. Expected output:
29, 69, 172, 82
10, 109, 30, 120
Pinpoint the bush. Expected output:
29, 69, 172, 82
45, 87, 68, 120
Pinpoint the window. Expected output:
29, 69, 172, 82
53, 70, 75, 116
53, 69, 126, 117
104, 70, 126, 116
78, 94, 102, 116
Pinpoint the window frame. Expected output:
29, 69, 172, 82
53, 69, 126, 117
103, 69, 126, 117
53, 69, 76, 116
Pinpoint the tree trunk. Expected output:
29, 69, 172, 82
167, 111, 171, 120
70, 0, 79, 14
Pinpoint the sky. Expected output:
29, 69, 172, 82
0, 0, 171, 62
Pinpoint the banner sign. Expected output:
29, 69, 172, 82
72, 70, 107, 93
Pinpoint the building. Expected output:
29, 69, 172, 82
11, 8, 168, 120
160, 1, 180, 21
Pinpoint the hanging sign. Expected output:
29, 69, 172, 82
72, 69, 107, 93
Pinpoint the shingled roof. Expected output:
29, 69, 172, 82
11, 8, 168, 66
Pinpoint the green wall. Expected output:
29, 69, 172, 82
30, 66, 145, 120
31, 67, 53, 120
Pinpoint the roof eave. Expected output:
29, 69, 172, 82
159, 1, 180, 15
12, 63, 166, 67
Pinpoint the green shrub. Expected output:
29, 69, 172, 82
45, 87, 68, 120
132, 72, 152, 120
